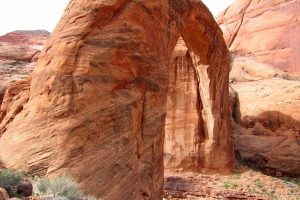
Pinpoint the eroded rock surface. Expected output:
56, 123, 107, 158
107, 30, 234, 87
165, 38, 233, 172
217, 0, 300, 73
164, 39, 201, 171
0, 31, 49, 107
231, 77, 300, 175
0, 30, 49, 62
0, 0, 233, 199
214, 0, 300, 176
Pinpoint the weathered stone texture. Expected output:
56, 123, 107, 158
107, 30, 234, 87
217, 0, 300, 73
0, 0, 233, 198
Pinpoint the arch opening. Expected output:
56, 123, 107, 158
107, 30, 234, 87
164, 37, 206, 171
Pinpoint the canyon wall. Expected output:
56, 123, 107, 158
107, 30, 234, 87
230, 63, 300, 175
217, 0, 300, 73
217, 0, 300, 176
0, 0, 232, 199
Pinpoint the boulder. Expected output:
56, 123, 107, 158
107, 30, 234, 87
17, 182, 33, 197
231, 78, 300, 175
0, 188, 9, 200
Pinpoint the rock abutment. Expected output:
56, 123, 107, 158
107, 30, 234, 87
0, 0, 233, 198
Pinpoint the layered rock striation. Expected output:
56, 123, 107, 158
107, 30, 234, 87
215, 0, 300, 176
217, 0, 300, 73
0, 0, 233, 199
0, 30, 50, 62
231, 74, 300, 176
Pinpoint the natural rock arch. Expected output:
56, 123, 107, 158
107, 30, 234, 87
0, 0, 233, 199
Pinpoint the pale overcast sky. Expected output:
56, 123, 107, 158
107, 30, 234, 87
0, 0, 236, 36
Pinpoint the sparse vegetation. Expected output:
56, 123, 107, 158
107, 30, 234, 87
283, 178, 300, 187
214, 167, 300, 199
223, 181, 238, 190
0, 169, 23, 196
9, 60, 22, 66
37, 176, 82, 200
249, 170, 254, 177
254, 179, 264, 189
233, 173, 241, 180
36, 176, 99, 200
223, 181, 230, 189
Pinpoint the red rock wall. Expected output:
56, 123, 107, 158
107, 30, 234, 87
165, 45, 202, 170
0, 0, 233, 198
217, 0, 300, 73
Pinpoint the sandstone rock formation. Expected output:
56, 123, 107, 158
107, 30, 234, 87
0, 0, 233, 199
0, 31, 49, 107
214, 0, 300, 176
217, 0, 300, 73
0, 188, 9, 200
231, 76, 300, 176
0, 30, 50, 62
164, 39, 202, 171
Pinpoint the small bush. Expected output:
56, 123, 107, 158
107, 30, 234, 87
0, 169, 22, 193
37, 176, 82, 200
84, 196, 97, 200
223, 181, 230, 189
255, 179, 264, 189
233, 173, 241, 180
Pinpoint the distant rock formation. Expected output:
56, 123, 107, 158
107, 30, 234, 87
230, 64, 300, 176
217, 0, 300, 73
0, 30, 49, 107
0, 30, 50, 44
0, 0, 233, 199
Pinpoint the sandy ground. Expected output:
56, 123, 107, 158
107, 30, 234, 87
164, 167, 300, 200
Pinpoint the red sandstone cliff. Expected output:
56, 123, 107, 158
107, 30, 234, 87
217, 0, 300, 73
217, 0, 300, 176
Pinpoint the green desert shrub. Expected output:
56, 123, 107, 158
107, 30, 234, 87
0, 169, 23, 194
37, 176, 82, 200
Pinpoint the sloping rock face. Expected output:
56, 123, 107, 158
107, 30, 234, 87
215, 0, 300, 176
217, 0, 300, 73
0, 0, 233, 199
0, 31, 49, 108
227, 45, 300, 176
231, 76, 300, 176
